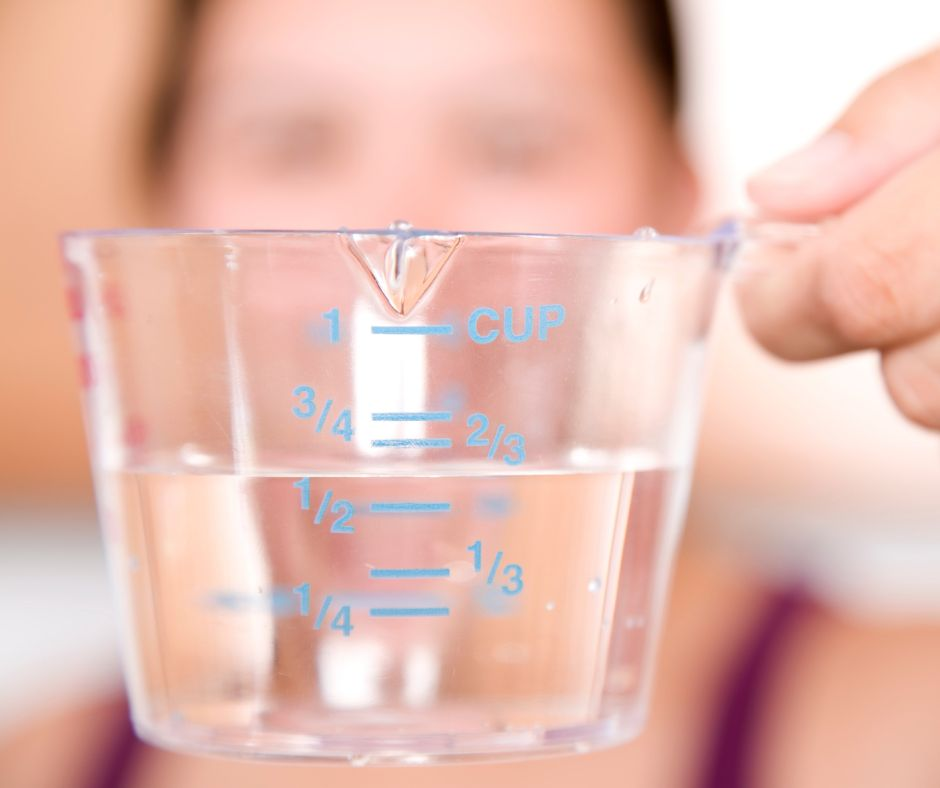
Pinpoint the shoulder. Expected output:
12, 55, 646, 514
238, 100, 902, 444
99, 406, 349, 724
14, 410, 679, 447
0, 694, 125, 788
753, 607, 940, 787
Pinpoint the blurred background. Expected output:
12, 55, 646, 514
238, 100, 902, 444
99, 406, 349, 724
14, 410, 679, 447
1, 0, 939, 784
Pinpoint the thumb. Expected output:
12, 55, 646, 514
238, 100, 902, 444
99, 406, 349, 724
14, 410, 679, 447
747, 45, 940, 220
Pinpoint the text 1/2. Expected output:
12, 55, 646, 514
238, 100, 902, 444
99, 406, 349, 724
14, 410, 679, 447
292, 478, 354, 533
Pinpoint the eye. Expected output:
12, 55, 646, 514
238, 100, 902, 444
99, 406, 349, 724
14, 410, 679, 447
469, 119, 566, 175
236, 112, 344, 174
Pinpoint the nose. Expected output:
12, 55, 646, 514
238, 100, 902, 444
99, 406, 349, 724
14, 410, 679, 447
340, 170, 461, 232
319, 117, 463, 230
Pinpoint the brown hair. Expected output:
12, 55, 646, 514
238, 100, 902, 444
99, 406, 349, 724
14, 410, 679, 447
144, 0, 680, 179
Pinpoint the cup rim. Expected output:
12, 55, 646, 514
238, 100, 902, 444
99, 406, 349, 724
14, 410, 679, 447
59, 223, 741, 247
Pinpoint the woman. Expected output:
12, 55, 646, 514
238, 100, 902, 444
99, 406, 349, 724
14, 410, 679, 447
4, 1, 940, 786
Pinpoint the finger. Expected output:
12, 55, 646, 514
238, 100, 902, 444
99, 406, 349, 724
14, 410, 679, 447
736, 146, 940, 360
881, 330, 940, 430
748, 46, 940, 220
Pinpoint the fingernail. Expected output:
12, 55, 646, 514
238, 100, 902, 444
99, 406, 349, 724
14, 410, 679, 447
750, 130, 855, 190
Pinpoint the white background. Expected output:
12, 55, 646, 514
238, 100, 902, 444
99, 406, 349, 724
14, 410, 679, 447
678, 0, 940, 210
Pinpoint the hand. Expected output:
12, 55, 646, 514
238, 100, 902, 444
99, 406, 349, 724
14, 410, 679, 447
739, 46, 940, 430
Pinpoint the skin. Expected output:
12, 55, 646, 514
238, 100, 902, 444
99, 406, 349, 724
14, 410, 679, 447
743, 46, 940, 430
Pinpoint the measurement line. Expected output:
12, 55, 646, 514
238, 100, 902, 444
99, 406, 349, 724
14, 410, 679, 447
371, 411, 453, 422
337, 591, 447, 607
371, 324, 454, 336
369, 501, 451, 513
369, 568, 451, 579
368, 606, 451, 617
371, 438, 453, 449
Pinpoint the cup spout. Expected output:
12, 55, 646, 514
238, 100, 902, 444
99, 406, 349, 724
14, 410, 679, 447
341, 221, 463, 315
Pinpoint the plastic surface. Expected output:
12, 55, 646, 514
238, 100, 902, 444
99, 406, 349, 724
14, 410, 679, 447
62, 222, 737, 763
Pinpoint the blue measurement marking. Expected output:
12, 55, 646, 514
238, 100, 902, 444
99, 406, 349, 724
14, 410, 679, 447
369, 501, 451, 513
371, 411, 453, 422
207, 590, 294, 615
487, 551, 504, 585
488, 423, 506, 459
314, 594, 334, 630
313, 488, 333, 524
339, 591, 447, 608
270, 589, 294, 615
474, 586, 514, 616
371, 438, 453, 449
371, 324, 454, 336
315, 398, 333, 433
369, 607, 451, 617
207, 591, 248, 611
370, 567, 451, 579
477, 494, 512, 517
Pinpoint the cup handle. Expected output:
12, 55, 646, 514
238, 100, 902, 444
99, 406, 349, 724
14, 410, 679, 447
716, 217, 824, 279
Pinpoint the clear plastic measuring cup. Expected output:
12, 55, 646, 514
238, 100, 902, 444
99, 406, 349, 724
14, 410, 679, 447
61, 222, 742, 763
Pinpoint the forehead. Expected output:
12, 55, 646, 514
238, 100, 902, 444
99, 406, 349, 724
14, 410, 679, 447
188, 0, 649, 102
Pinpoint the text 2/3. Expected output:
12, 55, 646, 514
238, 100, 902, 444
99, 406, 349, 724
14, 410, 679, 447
466, 413, 525, 465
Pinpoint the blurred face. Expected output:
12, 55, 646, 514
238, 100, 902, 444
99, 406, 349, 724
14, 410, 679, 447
162, 0, 696, 233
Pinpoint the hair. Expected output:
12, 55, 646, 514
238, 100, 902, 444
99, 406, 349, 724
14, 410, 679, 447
630, 0, 680, 114
148, 0, 202, 180
144, 0, 680, 179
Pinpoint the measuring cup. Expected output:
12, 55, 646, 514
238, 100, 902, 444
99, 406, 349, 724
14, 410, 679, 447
61, 221, 757, 763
